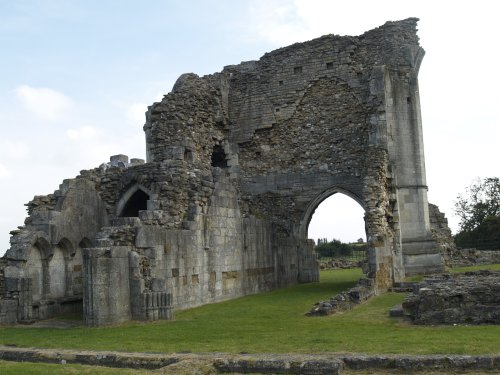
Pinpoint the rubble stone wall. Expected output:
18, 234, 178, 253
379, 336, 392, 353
429, 203, 500, 267
403, 271, 500, 325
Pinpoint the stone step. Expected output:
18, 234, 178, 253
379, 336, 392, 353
389, 304, 405, 317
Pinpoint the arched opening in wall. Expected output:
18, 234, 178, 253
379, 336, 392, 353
211, 144, 227, 168
119, 189, 149, 217
48, 241, 69, 299
79, 238, 93, 249
184, 148, 193, 162
307, 192, 367, 265
26, 245, 44, 303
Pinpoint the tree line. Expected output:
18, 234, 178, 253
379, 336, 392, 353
454, 177, 500, 250
315, 239, 366, 259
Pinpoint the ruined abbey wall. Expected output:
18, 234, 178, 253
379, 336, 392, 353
0, 18, 443, 326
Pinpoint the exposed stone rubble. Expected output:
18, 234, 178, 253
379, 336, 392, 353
428, 203, 500, 267
402, 270, 500, 325
307, 278, 375, 316
444, 248, 500, 268
0, 18, 442, 326
428, 203, 455, 257
319, 259, 365, 270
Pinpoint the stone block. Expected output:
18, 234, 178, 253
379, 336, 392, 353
130, 158, 145, 165
4, 277, 20, 292
0, 299, 19, 324
151, 278, 165, 292
110, 154, 129, 163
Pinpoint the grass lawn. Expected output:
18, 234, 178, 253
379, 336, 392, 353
0, 266, 499, 355
0, 361, 152, 375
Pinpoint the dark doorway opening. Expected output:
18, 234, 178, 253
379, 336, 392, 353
120, 189, 149, 217
211, 145, 227, 168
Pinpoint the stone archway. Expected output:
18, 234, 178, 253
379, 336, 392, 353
116, 183, 152, 217
25, 237, 52, 303
300, 187, 367, 240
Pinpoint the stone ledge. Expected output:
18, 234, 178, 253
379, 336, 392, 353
1, 346, 499, 373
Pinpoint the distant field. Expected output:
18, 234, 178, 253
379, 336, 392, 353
0, 266, 499, 355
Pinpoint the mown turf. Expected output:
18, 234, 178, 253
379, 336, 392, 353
0, 266, 499, 355
0, 360, 152, 375
450, 263, 500, 273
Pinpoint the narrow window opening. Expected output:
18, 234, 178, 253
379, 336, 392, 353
120, 189, 149, 217
294, 66, 303, 74
184, 148, 193, 162
326, 62, 333, 69
406, 97, 411, 104
211, 145, 228, 168
278, 80, 284, 86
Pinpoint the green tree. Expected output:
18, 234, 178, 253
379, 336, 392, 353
315, 239, 353, 258
454, 177, 500, 249
455, 177, 500, 232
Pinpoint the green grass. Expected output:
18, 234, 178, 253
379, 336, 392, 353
0, 361, 151, 375
450, 263, 500, 273
0, 266, 499, 355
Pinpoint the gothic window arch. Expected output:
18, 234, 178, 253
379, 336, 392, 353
116, 184, 151, 217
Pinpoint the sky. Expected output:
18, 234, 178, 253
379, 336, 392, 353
1, 0, 499, 255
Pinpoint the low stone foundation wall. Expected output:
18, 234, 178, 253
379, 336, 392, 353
444, 247, 500, 268
402, 270, 500, 325
1, 347, 499, 373
319, 259, 364, 270
306, 278, 375, 316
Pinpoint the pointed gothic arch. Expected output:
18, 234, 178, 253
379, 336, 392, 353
299, 187, 367, 239
116, 183, 152, 217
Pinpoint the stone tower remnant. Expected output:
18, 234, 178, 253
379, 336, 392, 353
0, 18, 443, 326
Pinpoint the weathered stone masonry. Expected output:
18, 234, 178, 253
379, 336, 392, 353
0, 18, 443, 326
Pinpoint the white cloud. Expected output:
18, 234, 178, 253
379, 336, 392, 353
126, 103, 148, 127
248, 0, 421, 46
0, 140, 29, 160
15, 85, 74, 121
248, 0, 309, 45
0, 163, 10, 179
66, 125, 100, 140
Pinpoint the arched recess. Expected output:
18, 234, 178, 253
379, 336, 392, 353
299, 187, 367, 240
48, 238, 72, 299
116, 183, 152, 217
26, 245, 44, 302
25, 237, 51, 302
79, 238, 93, 249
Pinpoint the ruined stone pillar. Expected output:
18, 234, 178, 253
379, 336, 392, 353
384, 46, 443, 275
82, 247, 131, 326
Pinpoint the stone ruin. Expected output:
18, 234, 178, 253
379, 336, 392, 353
402, 270, 500, 325
0, 18, 443, 326
428, 203, 500, 267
